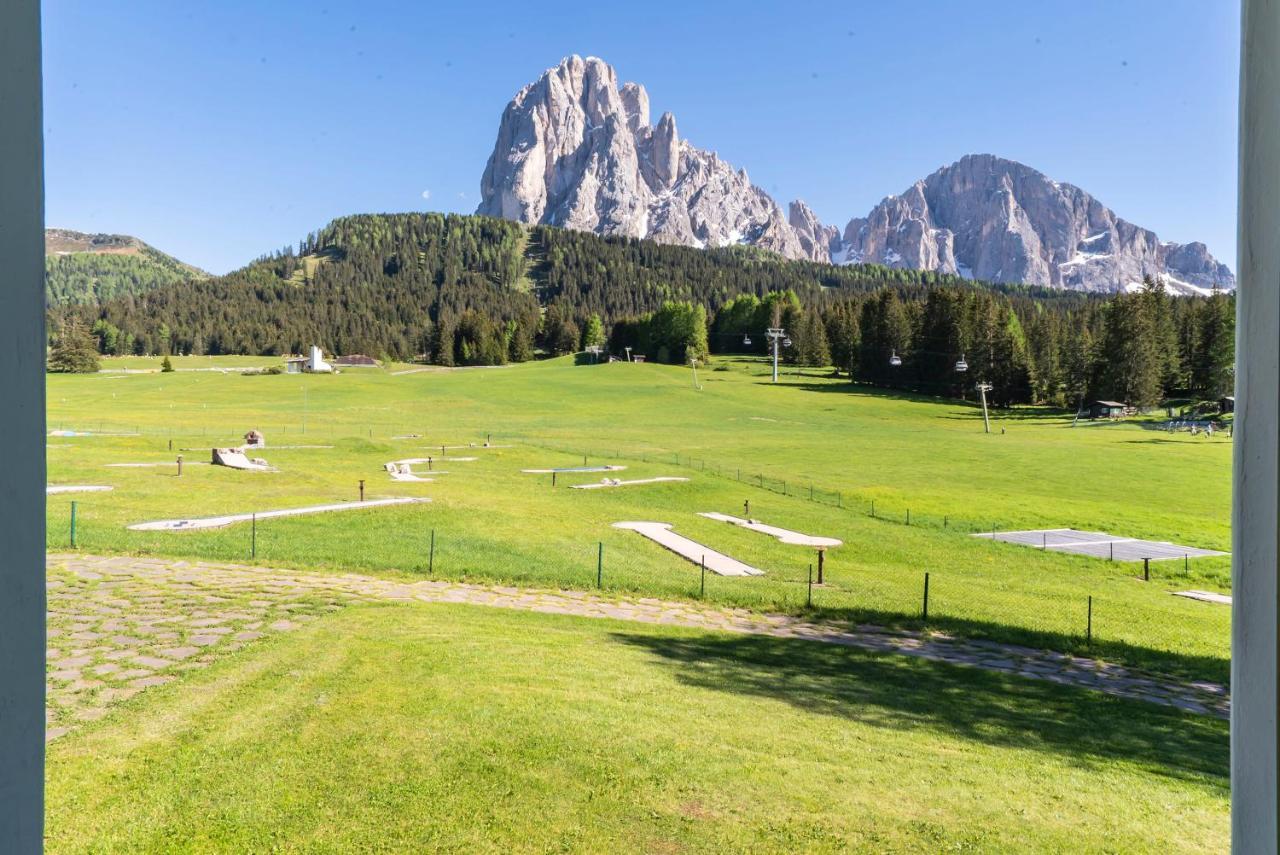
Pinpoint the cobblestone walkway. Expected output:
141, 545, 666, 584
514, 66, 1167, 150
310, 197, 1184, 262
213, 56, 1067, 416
45, 553, 1229, 740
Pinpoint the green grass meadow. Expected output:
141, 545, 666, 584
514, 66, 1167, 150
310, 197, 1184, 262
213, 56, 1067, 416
46, 603, 1229, 853
44, 355, 1234, 850
47, 356, 1232, 683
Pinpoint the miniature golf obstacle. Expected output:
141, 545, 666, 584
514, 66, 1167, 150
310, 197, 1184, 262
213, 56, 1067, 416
106, 461, 208, 468
697, 512, 843, 547
573, 477, 689, 490
973, 528, 1227, 561
1172, 590, 1232, 605
46, 485, 113, 495
211, 447, 274, 471
521, 465, 627, 474
612, 521, 764, 576
384, 462, 433, 482
128, 496, 428, 531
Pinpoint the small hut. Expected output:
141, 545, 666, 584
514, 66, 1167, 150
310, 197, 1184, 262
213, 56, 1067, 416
1089, 400, 1129, 420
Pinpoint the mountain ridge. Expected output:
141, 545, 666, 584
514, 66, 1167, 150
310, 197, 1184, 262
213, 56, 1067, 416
478, 56, 1233, 294
45, 228, 209, 306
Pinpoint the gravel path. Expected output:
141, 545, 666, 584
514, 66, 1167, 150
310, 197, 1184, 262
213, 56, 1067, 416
44, 553, 1229, 742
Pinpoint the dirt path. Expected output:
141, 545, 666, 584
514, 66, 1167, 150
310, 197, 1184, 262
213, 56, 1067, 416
44, 553, 1229, 741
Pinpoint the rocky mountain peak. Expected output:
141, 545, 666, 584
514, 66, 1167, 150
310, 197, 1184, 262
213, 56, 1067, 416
478, 60, 1232, 292
477, 55, 811, 258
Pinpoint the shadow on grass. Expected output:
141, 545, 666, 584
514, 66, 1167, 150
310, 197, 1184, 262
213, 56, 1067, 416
800, 603, 1230, 687
611, 630, 1228, 788
780, 381, 1076, 420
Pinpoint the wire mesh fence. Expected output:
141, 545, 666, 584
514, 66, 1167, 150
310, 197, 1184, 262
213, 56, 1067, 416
45, 422, 1229, 680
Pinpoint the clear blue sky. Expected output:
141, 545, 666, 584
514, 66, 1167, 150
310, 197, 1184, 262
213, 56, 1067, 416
43, 0, 1240, 275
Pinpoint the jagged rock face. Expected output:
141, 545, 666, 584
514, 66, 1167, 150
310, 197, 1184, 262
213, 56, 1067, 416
839, 154, 1235, 294
480, 59, 1232, 292
477, 55, 809, 259
788, 201, 840, 263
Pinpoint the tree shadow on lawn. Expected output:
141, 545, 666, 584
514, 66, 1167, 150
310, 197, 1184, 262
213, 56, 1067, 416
780, 381, 1074, 421
611, 629, 1228, 789
801, 604, 1229, 687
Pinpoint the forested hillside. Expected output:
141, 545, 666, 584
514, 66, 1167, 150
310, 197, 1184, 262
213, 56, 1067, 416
61, 212, 1234, 407
45, 229, 208, 306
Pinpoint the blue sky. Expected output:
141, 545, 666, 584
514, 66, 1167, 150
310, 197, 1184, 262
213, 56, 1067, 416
43, 1, 1240, 275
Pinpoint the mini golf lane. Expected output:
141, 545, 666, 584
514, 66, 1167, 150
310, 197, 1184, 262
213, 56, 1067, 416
698, 512, 842, 547
521, 465, 627, 474
129, 496, 428, 531
573, 477, 688, 490
612, 521, 764, 576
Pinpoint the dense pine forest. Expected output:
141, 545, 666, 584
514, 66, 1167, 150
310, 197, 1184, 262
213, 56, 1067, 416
46, 245, 208, 306
55, 212, 1235, 408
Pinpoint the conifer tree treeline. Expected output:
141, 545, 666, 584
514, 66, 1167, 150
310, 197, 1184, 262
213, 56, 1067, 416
65, 212, 1234, 407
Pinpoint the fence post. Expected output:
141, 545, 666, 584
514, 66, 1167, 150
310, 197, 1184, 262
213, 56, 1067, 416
809, 483, 814, 500
1086, 595, 1093, 644
944, 515, 948, 528
922, 572, 930, 622
597, 542, 603, 589
1109, 541, 1114, 562
70, 501, 77, 548
700, 556, 706, 598
429, 529, 436, 574
359, 480, 365, 502
906, 509, 911, 526
1185, 553, 1189, 575
552, 472, 557, 488
251, 512, 257, 558
1143, 557, 1150, 582
871, 500, 876, 518
807, 563, 813, 608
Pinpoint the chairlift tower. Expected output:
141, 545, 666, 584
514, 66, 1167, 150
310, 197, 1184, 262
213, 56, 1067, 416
765, 328, 787, 383
976, 382, 993, 434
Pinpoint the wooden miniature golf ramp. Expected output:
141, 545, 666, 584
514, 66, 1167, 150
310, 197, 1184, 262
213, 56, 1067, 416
698, 512, 842, 547
129, 497, 428, 531
612, 521, 764, 576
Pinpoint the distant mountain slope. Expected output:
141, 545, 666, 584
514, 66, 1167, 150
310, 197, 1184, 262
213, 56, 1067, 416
45, 228, 208, 305
74, 212, 1061, 360
478, 57, 1233, 293
837, 155, 1235, 295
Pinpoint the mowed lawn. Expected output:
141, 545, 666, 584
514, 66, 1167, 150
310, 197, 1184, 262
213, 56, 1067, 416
45, 603, 1229, 854
53, 354, 1233, 551
46, 357, 1232, 684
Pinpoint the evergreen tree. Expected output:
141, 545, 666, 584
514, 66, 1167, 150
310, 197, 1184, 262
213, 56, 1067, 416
795, 305, 831, 367
1197, 289, 1235, 398
48, 317, 101, 373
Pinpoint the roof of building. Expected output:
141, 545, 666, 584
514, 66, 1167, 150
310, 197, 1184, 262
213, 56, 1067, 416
333, 354, 378, 366
1092, 400, 1127, 408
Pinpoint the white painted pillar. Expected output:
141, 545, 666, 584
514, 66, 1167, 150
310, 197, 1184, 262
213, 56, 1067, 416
1235, 1, 1280, 850
0, 0, 46, 850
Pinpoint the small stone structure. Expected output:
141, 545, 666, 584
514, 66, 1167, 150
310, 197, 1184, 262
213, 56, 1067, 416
243, 430, 264, 448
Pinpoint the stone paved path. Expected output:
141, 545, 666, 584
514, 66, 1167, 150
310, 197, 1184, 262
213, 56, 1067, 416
45, 553, 1229, 740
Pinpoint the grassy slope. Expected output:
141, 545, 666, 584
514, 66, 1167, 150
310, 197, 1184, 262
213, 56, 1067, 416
46, 357, 1232, 682
45, 603, 1228, 854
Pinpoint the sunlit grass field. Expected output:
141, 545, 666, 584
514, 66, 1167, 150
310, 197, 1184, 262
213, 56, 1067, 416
45, 603, 1229, 854
47, 355, 1232, 683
